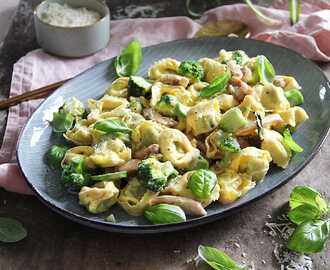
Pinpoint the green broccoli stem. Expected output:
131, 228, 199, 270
91, 171, 128, 182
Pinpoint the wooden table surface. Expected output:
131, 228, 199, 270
0, 1, 329, 269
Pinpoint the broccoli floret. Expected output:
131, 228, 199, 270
154, 95, 189, 118
137, 157, 178, 192
178, 61, 204, 81
62, 156, 91, 190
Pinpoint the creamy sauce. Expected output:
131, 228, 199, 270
38, 2, 101, 27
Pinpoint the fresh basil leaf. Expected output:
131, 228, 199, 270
289, 0, 300, 25
47, 145, 68, 169
199, 69, 231, 98
0, 217, 27, 243
198, 245, 244, 270
288, 204, 321, 225
115, 40, 142, 77
283, 128, 303, 153
188, 169, 217, 200
287, 220, 330, 254
144, 204, 186, 224
51, 110, 74, 133
289, 186, 327, 212
93, 119, 131, 134
256, 55, 275, 85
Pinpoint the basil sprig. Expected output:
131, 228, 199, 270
256, 55, 275, 85
287, 186, 330, 254
198, 245, 247, 270
114, 40, 142, 77
51, 109, 74, 133
199, 69, 231, 98
0, 217, 27, 243
144, 204, 186, 225
188, 169, 217, 200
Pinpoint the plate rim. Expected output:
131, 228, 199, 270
16, 36, 330, 233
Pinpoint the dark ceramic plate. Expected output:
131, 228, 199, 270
17, 37, 330, 233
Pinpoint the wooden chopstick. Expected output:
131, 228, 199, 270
0, 78, 70, 110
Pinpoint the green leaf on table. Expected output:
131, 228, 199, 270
256, 55, 275, 85
289, 186, 327, 212
0, 217, 27, 243
198, 245, 245, 270
287, 220, 330, 254
199, 69, 231, 98
288, 204, 321, 225
289, 0, 301, 25
51, 110, 74, 133
115, 39, 142, 77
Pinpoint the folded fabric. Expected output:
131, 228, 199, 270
0, 0, 329, 195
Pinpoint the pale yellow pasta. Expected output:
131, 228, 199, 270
150, 82, 194, 107
64, 120, 93, 146
242, 57, 258, 84
218, 49, 249, 65
218, 170, 255, 204
199, 58, 227, 82
228, 147, 272, 181
261, 129, 290, 168
186, 99, 221, 136
79, 181, 119, 214
205, 129, 224, 159
274, 75, 301, 91
118, 178, 158, 216
187, 81, 209, 102
90, 138, 131, 168
159, 128, 200, 169
62, 146, 95, 169
132, 120, 163, 150
216, 94, 238, 112
106, 77, 129, 97
148, 58, 180, 80
239, 95, 265, 118
163, 172, 220, 207
278, 106, 309, 128
260, 84, 290, 112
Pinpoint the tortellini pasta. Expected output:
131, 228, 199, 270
52, 48, 309, 220
228, 147, 272, 181
218, 170, 255, 204
79, 181, 119, 214
261, 129, 291, 168
199, 58, 227, 82
118, 178, 158, 216
186, 99, 221, 136
159, 128, 200, 169
90, 138, 131, 168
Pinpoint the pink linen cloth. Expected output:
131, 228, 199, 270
0, 1, 329, 195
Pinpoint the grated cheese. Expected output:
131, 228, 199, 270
38, 3, 101, 27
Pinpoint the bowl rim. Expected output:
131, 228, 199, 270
16, 36, 330, 233
34, 0, 110, 30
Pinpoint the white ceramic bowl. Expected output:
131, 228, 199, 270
34, 0, 110, 58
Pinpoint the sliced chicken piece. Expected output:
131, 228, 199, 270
149, 195, 207, 217
143, 108, 178, 127
133, 144, 160, 159
235, 114, 284, 137
117, 159, 141, 173
160, 74, 190, 88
